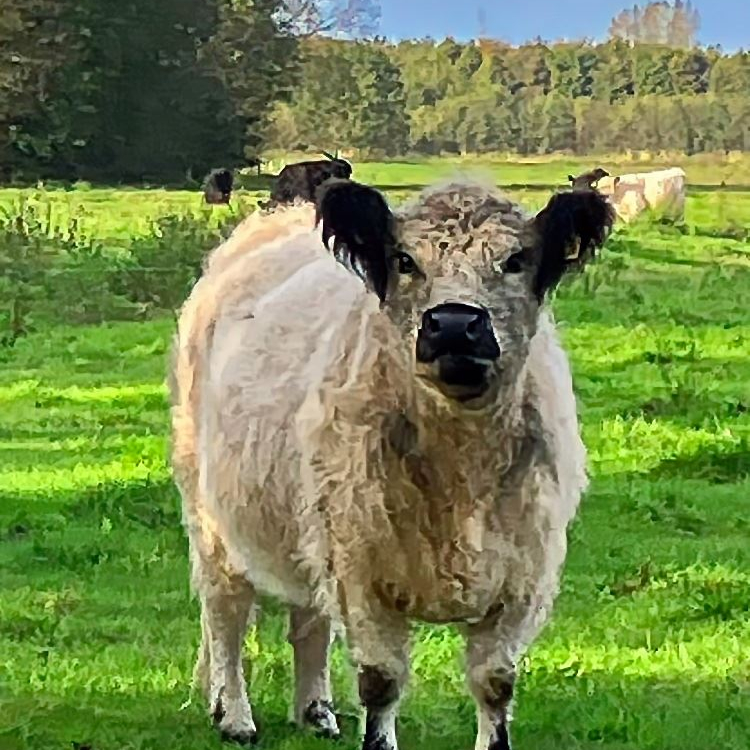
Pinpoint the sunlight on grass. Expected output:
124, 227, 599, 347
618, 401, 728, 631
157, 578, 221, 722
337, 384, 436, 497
1, 168, 749, 749
0, 380, 167, 404
0, 458, 168, 496
588, 416, 746, 475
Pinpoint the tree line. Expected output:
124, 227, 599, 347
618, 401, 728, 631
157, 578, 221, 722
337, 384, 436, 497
269, 37, 750, 158
1, 0, 748, 184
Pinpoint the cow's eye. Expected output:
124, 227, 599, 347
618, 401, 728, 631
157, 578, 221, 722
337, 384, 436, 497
501, 254, 524, 274
396, 251, 417, 275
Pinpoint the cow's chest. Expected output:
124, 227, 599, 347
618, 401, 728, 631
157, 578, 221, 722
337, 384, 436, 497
367, 423, 554, 624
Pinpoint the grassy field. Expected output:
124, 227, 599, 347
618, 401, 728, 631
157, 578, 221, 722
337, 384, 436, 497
1, 158, 749, 750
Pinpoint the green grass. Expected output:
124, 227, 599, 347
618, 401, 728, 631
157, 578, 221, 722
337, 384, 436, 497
1, 159, 749, 750
2, 152, 749, 243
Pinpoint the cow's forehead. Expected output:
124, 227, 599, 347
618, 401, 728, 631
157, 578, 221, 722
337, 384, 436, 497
393, 182, 531, 267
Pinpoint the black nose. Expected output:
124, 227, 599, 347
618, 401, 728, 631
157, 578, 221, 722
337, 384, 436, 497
416, 302, 500, 363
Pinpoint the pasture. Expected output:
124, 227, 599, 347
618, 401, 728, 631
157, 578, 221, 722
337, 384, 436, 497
1, 157, 749, 750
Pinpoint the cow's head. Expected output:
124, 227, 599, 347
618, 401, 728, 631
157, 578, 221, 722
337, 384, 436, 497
322, 151, 353, 180
206, 168, 233, 202
316, 179, 615, 408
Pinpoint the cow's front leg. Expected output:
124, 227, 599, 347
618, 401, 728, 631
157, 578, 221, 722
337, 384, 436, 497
465, 603, 537, 750
347, 606, 410, 750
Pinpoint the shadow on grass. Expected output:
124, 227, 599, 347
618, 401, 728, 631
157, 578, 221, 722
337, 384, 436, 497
576, 393, 749, 438
233, 178, 750, 197
639, 442, 750, 484
586, 437, 750, 486
1, 476, 181, 539
617, 392, 748, 423
2, 670, 748, 750
0, 421, 161, 443
371, 181, 750, 194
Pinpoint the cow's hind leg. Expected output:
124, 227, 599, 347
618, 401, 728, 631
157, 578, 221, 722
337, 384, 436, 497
288, 606, 340, 738
198, 568, 258, 745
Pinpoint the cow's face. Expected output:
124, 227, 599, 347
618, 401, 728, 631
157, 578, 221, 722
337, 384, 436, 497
383, 227, 535, 406
316, 181, 615, 408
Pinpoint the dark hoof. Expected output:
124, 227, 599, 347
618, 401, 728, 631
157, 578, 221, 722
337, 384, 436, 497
219, 729, 258, 746
303, 699, 341, 739
488, 722, 511, 750
363, 718, 395, 750
212, 692, 259, 746
363, 736, 394, 750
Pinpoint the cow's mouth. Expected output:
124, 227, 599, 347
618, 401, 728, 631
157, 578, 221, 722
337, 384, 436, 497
417, 354, 495, 402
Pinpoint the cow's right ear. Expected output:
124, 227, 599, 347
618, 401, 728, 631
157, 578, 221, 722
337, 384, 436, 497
315, 179, 395, 302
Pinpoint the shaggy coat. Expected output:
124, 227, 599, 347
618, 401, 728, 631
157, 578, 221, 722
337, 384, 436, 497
269, 153, 353, 205
169, 177, 615, 750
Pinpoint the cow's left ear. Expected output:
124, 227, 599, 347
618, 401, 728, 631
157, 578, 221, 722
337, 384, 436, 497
530, 189, 616, 299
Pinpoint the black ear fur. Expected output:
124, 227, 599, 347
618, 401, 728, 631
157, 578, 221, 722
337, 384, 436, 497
532, 189, 615, 299
314, 178, 395, 302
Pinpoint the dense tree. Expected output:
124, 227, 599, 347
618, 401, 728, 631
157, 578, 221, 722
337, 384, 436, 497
634, 45, 675, 95
610, 1, 701, 48
724, 98, 750, 151
574, 47, 600, 98
200, 0, 299, 166
668, 48, 711, 94
2, 3, 749, 179
542, 93, 577, 152
592, 41, 636, 102
266, 37, 357, 149
710, 53, 750, 95
0, 1, 86, 177
349, 42, 410, 156
574, 99, 615, 154
0, 0, 299, 182
550, 45, 579, 99
71, 0, 226, 181
511, 90, 546, 155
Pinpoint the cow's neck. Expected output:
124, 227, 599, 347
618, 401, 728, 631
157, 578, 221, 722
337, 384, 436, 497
399, 370, 532, 501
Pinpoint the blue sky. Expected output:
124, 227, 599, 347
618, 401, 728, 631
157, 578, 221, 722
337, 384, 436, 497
377, 0, 749, 53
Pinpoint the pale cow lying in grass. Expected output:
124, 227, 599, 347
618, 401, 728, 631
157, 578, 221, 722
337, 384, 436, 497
168, 177, 615, 750
597, 166, 687, 223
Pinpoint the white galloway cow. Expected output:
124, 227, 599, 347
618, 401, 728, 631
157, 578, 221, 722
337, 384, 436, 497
597, 166, 687, 223
168, 177, 616, 750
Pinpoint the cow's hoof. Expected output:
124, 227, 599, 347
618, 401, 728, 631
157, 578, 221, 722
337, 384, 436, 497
212, 691, 258, 746
488, 722, 511, 750
363, 736, 394, 750
303, 699, 341, 739
219, 728, 259, 746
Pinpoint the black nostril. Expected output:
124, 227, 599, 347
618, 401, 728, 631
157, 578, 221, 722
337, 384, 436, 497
425, 312, 441, 334
465, 314, 482, 341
